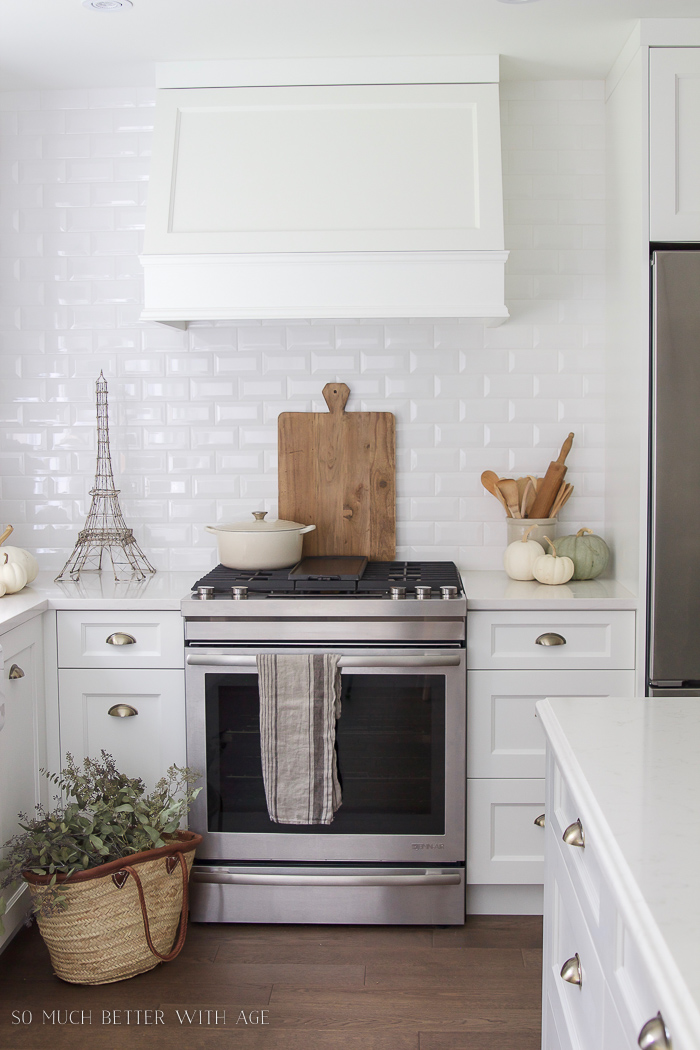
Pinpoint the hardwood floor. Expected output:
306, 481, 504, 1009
0, 916, 542, 1049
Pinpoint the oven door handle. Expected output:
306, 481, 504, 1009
192, 868, 461, 887
186, 654, 462, 668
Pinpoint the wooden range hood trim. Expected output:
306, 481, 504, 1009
139, 250, 510, 328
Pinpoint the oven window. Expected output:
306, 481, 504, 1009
205, 672, 446, 835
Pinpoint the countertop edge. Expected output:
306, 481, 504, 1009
537, 698, 700, 1049
465, 596, 638, 610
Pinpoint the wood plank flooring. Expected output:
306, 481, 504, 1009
0, 916, 542, 1050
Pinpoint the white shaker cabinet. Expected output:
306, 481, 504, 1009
56, 611, 185, 789
0, 616, 47, 950
650, 48, 700, 241
466, 610, 635, 912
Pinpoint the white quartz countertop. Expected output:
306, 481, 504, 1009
537, 696, 700, 1050
0, 568, 637, 635
0, 571, 196, 633
460, 569, 637, 609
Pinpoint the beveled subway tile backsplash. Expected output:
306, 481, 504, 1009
0, 80, 606, 573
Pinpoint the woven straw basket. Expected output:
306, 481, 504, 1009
23, 830, 202, 985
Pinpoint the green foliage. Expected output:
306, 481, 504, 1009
0, 752, 200, 931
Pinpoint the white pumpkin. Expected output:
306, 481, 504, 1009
532, 537, 575, 586
1, 545, 38, 583
0, 553, 27, 594
0, 579, 6, 598
503, 525, 543, 581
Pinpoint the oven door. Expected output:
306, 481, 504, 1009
185, 646, 465, 865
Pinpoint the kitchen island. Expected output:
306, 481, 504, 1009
537, 696, 700, 1049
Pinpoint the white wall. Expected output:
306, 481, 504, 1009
0, 81, 606, 574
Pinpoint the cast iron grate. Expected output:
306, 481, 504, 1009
192, 561, 462, 595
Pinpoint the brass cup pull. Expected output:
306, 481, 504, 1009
106, 632, 136, 646
534, 813, 545, 828
535, 632, 567, 646
638, 1012, 672, 1049
560, 953, 582, 987
8, 664, 25, 679
108, 704, 138, 718
563, 818, 585, 848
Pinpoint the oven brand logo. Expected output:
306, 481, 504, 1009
411, 843, 445, 850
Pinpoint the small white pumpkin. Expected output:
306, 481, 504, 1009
1, 545, 38, 583
532, 537, 575, 586
503, 525, 544, 581
0, 552, 27, 594
0, 579, 6, 598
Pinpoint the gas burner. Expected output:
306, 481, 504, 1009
191, 560, 463, 597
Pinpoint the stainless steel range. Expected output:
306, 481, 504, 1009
182, 557, 466, 925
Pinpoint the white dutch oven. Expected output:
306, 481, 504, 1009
205, 512, 316, 570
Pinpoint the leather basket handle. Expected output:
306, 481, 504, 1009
118, 851, 190, 963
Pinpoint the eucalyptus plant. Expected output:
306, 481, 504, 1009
0, 751, 200, 931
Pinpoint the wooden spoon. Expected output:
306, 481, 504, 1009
498, 478, 521, 519
481, 471, 510, 515
520, 479, 535, 518
0, 525, 13, 545
550, 482, 574, 518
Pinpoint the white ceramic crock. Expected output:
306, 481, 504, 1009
205, 512, 316, 570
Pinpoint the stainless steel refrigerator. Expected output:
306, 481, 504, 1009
648, 249, 700, 696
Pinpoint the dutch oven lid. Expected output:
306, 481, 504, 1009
209, 512, 310, 533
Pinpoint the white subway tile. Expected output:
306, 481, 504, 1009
66, 159, 114, 182
410, 448, 461, 473
335, 325, 384, 350
360, 351, 410, 373
65, 109, 114, 135
0, 81, 609, 567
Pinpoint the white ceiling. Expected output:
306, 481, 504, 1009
1, 0, 699, 90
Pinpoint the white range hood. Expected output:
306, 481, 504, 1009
141, 58, 509, 328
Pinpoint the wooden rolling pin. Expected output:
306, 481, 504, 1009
527, 433, 574, 519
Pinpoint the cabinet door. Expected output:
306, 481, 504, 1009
467, 777, 545, 884
650, 48, 700, 240
468, 669, 635, 779
58, 669, 186, 789
0, 618, 46, 950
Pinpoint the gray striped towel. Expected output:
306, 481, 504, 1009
257, 653, 342, 825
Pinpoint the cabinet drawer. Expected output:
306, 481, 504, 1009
548, 753, 604, 932
467, 777, 545, 884
609, 908, 676, 1050
467, 611, 635, 670
58, 611, 184, 669
468, 670, 635, 779
58, 668, 186, 788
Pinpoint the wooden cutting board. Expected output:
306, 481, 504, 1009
278, 383, 396, 560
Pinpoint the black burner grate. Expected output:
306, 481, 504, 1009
192, 561, 462, 595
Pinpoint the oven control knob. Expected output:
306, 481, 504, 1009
196, 586, 215, 600
415, 585, 432, 600
231, 586, 249, 600
389, 586, 407, 600
440, 586, 458, 600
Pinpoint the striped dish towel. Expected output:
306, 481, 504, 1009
257, 653, 342, 825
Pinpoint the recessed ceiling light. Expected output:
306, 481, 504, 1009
82, 0, 133, 10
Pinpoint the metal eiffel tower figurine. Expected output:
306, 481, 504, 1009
55, 372, 156, 583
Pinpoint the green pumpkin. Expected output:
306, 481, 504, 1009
555, 528, 610, 580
